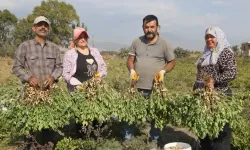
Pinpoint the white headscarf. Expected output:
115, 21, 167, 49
196, 26, 233, 66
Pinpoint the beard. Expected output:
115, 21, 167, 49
145, 32, 156, 39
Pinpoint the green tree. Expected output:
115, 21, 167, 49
13, 0, 79, 46
174, 47, 190, 58
81, 22, 88, 31
118, 47, 129, 58
0, 9, 17, 46
232, 45, 238, 52
0, 9, 17, 57
12, 18, 34, 46
232, 45, 239, 55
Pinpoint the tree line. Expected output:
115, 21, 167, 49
0, 0, 82, 57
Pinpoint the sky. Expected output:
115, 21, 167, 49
0, 0, 249, 50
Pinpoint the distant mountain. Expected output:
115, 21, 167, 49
87, 32, 203, 51
60, 34, 247, 53
87, 31, 248, 52
89, 41, 129, 51
160, 32, 248, 50
228, 37, 249, 46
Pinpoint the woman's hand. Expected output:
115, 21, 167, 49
205, 77, 214, 91
94, 73, 102, 83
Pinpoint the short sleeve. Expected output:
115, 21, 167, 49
128, 40, 137, 56
163, 40, 175, 62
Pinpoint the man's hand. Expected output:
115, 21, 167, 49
28, 77, 40, 87
154, 70, 166, 83
130, 69, 139, 81
44, 76, 55, 88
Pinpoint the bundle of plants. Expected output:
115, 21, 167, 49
23, 83, 58, 106
0, 84, 73, 134
144, 82, 172, 130
167, 88, 243, 139
71, 78, 149, 126
74, 77, 107, 101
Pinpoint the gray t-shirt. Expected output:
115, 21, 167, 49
129, 36, 175, 89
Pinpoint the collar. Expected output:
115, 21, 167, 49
33, 38, 48, 46
142, 35, 160, 45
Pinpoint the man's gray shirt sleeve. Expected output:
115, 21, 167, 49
163, 40, 175, 62
128, 40, 137, 56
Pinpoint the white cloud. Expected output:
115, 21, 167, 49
211, 0, 232, 6
0, 0, 17, 9
0, 0, 41, 18
185, 13, 225, 26
79, 0, 178, 18
78, 0, 226, 26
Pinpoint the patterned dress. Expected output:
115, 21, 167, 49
196, 48, 237, 91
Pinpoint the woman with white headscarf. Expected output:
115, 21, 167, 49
194, 26, 237, 150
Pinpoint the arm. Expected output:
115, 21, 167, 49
92, 48, 107, 78
51, 47, 63, 80
127, 55, 139, 82
127, 40, 136, 71
215, 49, 237, 83
12, 43, 30, 82
127, 55, 135, 71
162, 59, 175, 73
154, 40, 176, 83
62, 51, 73, 83
162, 40, 176, 73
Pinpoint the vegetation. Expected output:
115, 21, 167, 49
0, 55, 250, 150
0, 1, 249, 150
174, 47, 190, 58
0, 9, 18, 57
0, 9, 17, 47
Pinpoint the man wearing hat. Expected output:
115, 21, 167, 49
12, 16, 62, 88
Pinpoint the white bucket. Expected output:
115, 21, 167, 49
164, 142, 191, 150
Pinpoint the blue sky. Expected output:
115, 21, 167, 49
0, 0, 249, 50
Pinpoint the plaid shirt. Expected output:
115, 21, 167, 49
12, 39, 63, 83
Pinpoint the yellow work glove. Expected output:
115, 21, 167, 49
76, 84, 84, 90
94, 72, 101, 78
94, 72, 101, 83
130, 69, 139, 81
154, 70, 166, 83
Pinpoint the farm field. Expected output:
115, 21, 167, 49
0, 55, 250, 150
1, 0, 250, 149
